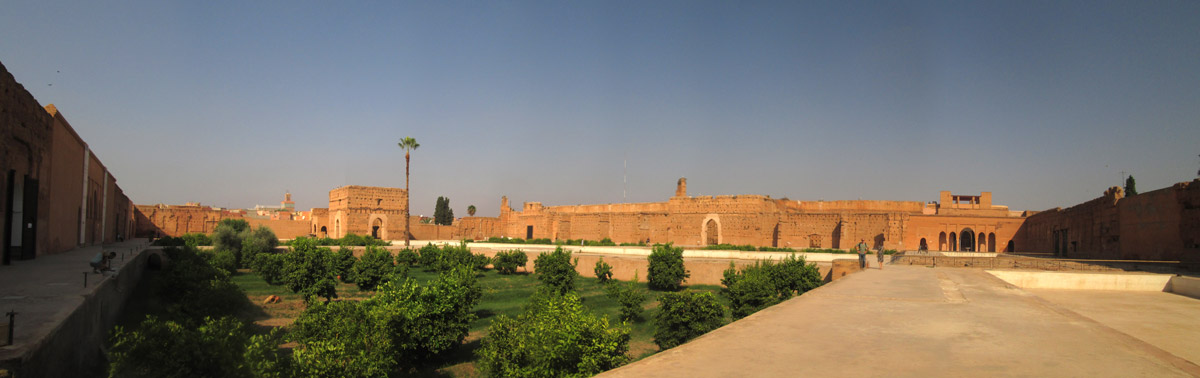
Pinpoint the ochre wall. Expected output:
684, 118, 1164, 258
245, 218, 311, 239
134, 205, 313, 239
0, 61, 134, 259
323, 185, 407, 239
1019, 181, 1200, 262
45, 106, 86, 254
490, 185, 1029, 252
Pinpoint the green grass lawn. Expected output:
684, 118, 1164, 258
230, 267, 729, 377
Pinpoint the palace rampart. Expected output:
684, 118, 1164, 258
1, 61, 135, 263
485, 179, 1029, 252
1019, 180, 1199, 262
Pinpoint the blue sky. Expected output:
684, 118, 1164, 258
2, 1, 1197, 216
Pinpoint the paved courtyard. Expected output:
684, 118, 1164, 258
0, 239, 150, 363
600, 265, 1200, 377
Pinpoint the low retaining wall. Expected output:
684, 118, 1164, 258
986, 270, 1173, 291
1166, 276, 1200, 299
894, 255, 1183, 273
987, 270, 1200, 300
463, 243, 860, 263
8, 248, 156, 377
463, 248, 832, 286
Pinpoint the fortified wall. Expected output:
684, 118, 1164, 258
1019, 180, 1200, 262
134, 203, 313, 239
0, 61, 135, 262
485, 178, 1029, 252
136, 186, 410, 240
310, 185, 408, 240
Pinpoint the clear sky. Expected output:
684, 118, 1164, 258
2, 1, 1198, 217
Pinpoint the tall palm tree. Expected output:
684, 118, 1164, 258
467, 205, 476, 217
398, 137, 420, 247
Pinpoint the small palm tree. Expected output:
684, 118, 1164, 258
398, 137, 420, 247
467, 205, 476, 217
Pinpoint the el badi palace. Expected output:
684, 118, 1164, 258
132, 177, 1200, 263
2, 59, 1197, 264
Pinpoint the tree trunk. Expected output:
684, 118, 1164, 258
405, 151, 410, 247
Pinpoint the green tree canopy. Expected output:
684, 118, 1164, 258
477, 292, 630, 377
1125, 175, 1138, 196
434, 196, 455, 225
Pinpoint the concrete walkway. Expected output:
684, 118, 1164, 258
0, 239, 151, 364
599, 266, 1200, 377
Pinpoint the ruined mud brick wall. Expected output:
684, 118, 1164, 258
905, 214, 1024, 253
1115, 185, 1183, 260
245, 218, 312, 239
309, 208, 329, 237
136, 204, 311, 239
44, 106, 85, 254
326, 186, 407, 239
1020, 187, 1123, 258
458, 217, 501, 240
0, 61, 54, 259
0, 63, 136, 257
1019, 182, 1199, 261
792, 200, 924, 213
775, 213, 843, 249
1178, 180, 1200, 264
134, 204, 225, 237
410, 223, 460, 240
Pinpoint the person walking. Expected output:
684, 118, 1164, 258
876, 244, 886, 270
856, 239, 869, 269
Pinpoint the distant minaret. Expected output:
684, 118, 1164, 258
675, 178, 687, 197
281, 191, 295, 210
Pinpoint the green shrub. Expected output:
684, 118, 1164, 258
533, 247, 578, 295
282, 238, 338, 303
153, 246, 248, 321
703, 243, 756, 251
594, 258, 613, 283
757, 246, 797, 252
243, 329, 293, 378
253, 252, 286, 285
721, 254, 821, 319
647, 243, 689, 291
339, 233, 366, 247
493, 250, 528, 274
213, 219, 251, 260
417, 244, 441, 267
428, 243, 476, 272
605, 276, 647, 322
289, 300, 392, 377
151, 236, 185, 247
373, 266, 483, 365
210, 250, 237, 275
180, 233, 212, 247
332, 247, 357, 283
148, 233, 212, 247
240, 226, 278, 268
353, 246, 395, 291
108, 316, 254, 378
477, 292, 630, 378
472, 252, 492, 271
289, 266, 481, 375
653, 291, 725, 349
394, 248, 418, 267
